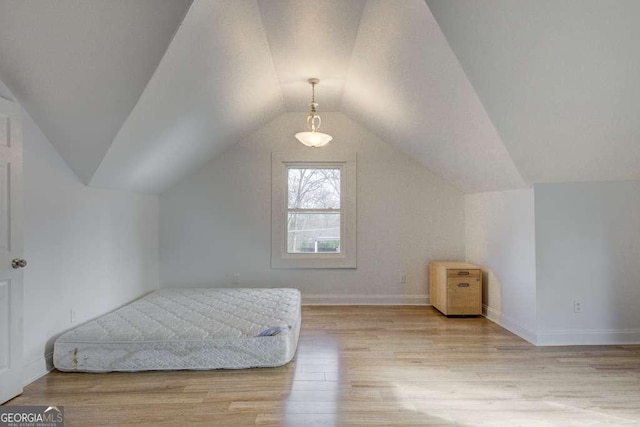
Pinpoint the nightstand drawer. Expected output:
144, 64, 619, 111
447, 269, 481, 278
446, 278, 481, 315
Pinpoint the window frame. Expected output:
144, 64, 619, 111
271, 153, 356, 269
286, 164, 343, 255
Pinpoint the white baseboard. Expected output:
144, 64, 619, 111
483, 304, 537, 345
536, 329, 640, 346
23, 353, 54, 386
303, 294, 429, 306
483, 304, 640, 346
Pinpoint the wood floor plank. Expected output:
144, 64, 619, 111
3, 306, 640, 425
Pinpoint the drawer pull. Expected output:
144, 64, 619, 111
458, 283, 470, 287
457, 271, 470, 275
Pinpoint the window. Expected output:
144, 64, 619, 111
272, 154, 356, 269
287, 167, 341, 254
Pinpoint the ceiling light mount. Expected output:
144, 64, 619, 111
295, 78, 333, 148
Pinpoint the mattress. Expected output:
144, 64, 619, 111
53, 288, 302, 372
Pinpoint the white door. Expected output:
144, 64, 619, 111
0, 97, 24, 404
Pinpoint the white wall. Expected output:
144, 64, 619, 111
535, 182, 640, 345
1, 81, 159, 384
465, 189, 537, 343
160, 112, 465, 304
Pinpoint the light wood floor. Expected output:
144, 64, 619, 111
5, 306, 640, 426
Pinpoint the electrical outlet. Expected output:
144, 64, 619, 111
70, 309, 77, 324
573, 299, 582, 313
401, 273, 407, 284
232, 273, 240, 284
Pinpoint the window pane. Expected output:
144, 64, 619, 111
288, 168, 340, 209
287, 213, 340, 253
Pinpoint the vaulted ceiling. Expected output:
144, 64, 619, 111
0, 0, 638, 194
427, 0, 640, 185
0, 0, 194, 184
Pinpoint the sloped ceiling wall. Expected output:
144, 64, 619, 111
341, 0, 524, 193
90, 0, 284, 193
427, 0, 640, 184
0, 0, 194, 184
1, 0, 636, 194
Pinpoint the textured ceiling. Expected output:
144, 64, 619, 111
0, 0, 194, 184
90, 0, 284, 193
427, 0, 640, 184
341, 0, 524, 193
257, 0, 367, 112
3, 0, 635, 194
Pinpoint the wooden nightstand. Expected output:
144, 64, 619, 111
429, 262, 482, 316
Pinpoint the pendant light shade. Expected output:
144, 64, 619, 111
294, 131, 333, 148
295, 78, 333, 148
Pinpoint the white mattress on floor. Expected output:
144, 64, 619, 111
53, 288, 302, 372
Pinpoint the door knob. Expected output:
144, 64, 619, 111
11, 258, 27, 269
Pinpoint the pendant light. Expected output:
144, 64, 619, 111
295, 78, 333, 148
